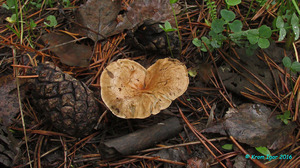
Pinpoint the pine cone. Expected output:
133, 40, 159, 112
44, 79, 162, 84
28, 62, 100, 137
0, 122, 19, 168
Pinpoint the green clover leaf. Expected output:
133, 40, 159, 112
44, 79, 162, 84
221, 9, 236, 22
211, 19, 225, 33
229, 20, 243, 32
258, 25, 272, 38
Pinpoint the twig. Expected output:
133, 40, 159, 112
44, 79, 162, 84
12, 47, 32, 168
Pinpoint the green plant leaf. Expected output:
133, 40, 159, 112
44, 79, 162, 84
209, 30, 218, 38
5, 0, 16, 9
283, 119, 289, 125
5, 14, 17, 23
211, 19, 225, 33
276, 16, 285, 28
211, 39, 221, 48
221, 9, 235, 22
225, 0, 241, 6
160, 21, 176, 32
204, 19, 211, 26
278, 28, 286, 41
283, 110, 291, 119
282, 57, 292, 68
291, 61, 300, 72
159, 24, 165, 31
29, 19, 37, 29
255, 147, 271, 156
258, 25, 272, 38
247, 29, 259, 44
192, 38, 202, 47
291, 13, 299, 26
169, 0, 178, 4
2, 3, 10, 10
229, 20, 243, 32
292, 25, 299, 40
258, 38, 270, 48
188, 69, 197, 77
291, 13, 300, 40
201, 36, 211, 51
44, 15, 57, 27
164, 21, 172, 29
277, 111, 291, 125
222, 144, 233, 150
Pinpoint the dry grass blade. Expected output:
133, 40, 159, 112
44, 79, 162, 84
12, 47, 32, 168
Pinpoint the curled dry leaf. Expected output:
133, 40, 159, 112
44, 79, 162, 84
100, 58, 189, 119
204, 104, 296, 149
41, 32, 92, 67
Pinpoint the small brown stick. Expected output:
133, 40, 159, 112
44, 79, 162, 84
99, 117, 183, 159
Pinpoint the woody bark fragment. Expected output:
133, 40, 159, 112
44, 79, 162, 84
99, 117, 182, 159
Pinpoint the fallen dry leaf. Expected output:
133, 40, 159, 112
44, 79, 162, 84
41, 32, 92, 67
76, 0, 178, 41
76, 0, 122, 41
204, 103, 296, 149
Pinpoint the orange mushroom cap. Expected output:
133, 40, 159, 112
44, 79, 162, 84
100, 58, 189, 119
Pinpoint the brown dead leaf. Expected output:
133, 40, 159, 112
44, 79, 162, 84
0, 75, 21, 126
204, 104, 296, 149
41, 32, 92, 67
76, 0, 178, 41
76, 0, 122, 41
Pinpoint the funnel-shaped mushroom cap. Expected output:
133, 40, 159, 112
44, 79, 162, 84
100, 58, 189, 119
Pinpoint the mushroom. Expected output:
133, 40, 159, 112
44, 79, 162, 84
100, 58, 189, 119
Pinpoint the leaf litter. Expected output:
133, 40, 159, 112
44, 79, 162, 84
204, 103, 296, 149
0, 75, 25, 126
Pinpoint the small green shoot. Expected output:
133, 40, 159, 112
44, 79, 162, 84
29, 19, 37, 29
255, 146, 271, 156
222, 144, 233, 150
159, 21, 177, 32
44, 15, 58, 27
159, 21, 177, 57
277, 110, 292, 125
